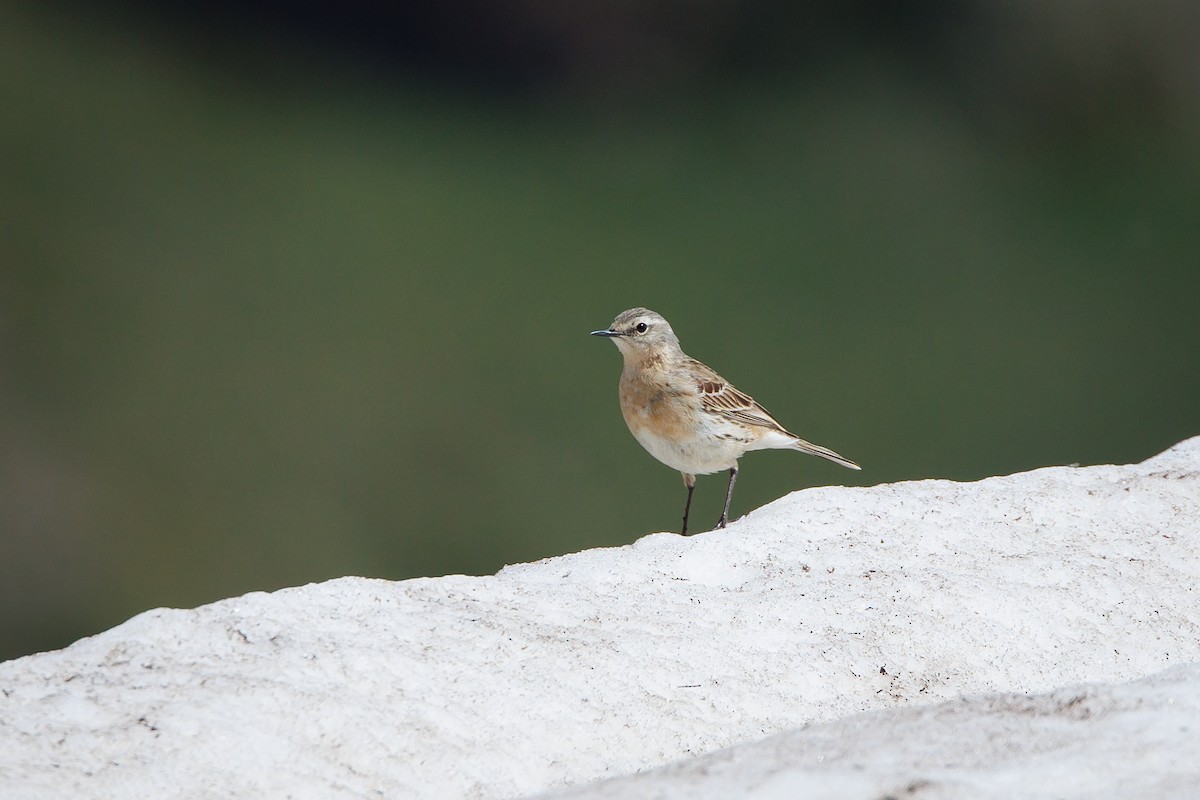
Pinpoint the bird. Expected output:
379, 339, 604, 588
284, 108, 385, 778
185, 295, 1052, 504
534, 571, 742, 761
591, 307, 860, 535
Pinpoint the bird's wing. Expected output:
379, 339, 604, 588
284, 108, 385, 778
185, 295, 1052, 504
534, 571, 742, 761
688, 358, 862, 471
689, 359, 792, 435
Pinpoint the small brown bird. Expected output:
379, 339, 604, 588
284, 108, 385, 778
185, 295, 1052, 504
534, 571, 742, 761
592, 307, 860, 534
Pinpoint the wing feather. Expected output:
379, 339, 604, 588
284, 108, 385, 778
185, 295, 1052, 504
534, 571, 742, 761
691, 360, 791, 435
688, 358, 861, 470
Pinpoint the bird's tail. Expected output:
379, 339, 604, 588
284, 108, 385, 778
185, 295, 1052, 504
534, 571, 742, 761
791, 437, 861, 470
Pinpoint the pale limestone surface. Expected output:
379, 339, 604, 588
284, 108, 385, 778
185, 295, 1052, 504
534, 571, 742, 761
1, 438, 1197, 799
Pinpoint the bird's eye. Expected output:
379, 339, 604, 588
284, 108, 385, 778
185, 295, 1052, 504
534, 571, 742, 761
635, 322, 648, 333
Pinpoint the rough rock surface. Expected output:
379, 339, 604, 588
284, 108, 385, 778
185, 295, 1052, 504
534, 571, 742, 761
1, 438, 1197, 799
540, 664, 1200, 800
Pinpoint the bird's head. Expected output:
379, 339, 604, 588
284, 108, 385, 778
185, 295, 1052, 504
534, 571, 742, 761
590, 308, 680, 358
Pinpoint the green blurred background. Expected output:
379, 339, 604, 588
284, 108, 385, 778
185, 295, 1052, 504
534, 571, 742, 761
2, 0, 1197, 661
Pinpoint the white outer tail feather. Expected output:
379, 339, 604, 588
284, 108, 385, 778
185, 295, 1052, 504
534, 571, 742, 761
792, 438, 861, 471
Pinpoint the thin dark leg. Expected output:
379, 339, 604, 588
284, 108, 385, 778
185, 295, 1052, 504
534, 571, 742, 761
681, 480, 696, 535
717, 466, 739, 529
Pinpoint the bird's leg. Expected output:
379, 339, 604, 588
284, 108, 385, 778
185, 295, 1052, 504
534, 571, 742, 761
681, 473, 696, 535
717, 466, 739, 529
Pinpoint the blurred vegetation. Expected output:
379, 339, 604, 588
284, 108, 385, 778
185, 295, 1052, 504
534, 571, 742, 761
1, 0, 1197, 661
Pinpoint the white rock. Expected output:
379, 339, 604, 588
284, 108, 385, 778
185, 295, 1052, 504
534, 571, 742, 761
539, 663, 1200, 800
1, 437, 1197, 800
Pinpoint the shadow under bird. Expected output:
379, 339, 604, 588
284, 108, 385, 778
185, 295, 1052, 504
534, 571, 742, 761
592, 307, 860, 534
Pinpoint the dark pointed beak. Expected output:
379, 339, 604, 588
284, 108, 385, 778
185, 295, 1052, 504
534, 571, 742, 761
590, 329, 621, 337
